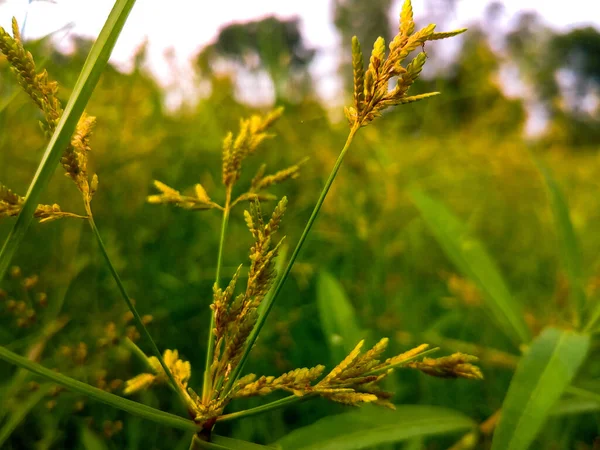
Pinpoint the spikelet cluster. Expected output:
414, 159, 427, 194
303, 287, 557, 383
209, 198, 287, 395
222, 108, 283, 189
0, 18, 61, 134
147, 181, 221, 211
149, 109, 302, 211
123, 349, 191, 396
345, 0, 466, 127
407, 352, 483, 380
0, 19, 99, 211
0, 267, 49, 328
0, 183, 86, 223
233, 338, 482, 408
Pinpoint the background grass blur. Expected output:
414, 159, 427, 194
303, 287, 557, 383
1, 2, 600, 448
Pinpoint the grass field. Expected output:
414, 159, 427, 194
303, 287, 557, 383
1, 1, 599, 449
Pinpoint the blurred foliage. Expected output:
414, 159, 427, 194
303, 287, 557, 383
1, 7, 600, 450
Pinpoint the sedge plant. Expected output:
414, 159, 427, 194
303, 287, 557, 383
0, 1, 482, 447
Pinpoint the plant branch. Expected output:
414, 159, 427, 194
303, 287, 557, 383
217, 394, 309, 422
202, 186, 232, 402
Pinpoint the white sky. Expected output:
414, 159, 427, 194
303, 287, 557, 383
1, 0, 599, 106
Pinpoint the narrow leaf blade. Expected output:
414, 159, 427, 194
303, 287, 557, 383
534, 157, 586, 325
0, 345, 199, 432
316, 270, 364, 362
276, 405, 475, 450
491, 327, 590, 450
410, 190, 530, 345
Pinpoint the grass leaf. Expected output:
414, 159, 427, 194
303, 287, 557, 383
276, 405, 475, 450
212, 435, 277, 449
0, 384, 52, 447
533, 156, 586, 327
0, 0, 137, 280
0, 345, 199, 432
316, 270, 364, 362
410, 190, 530, 346
491, 327, 590, 450
80, 426, 109, 450
550, 397, 600, 417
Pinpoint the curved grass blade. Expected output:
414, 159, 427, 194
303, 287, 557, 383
276, 405, 476, 450
0, 345, 199, 432
191, 435, 275, 450
410, 190, 530, 346
212, 436, 276, 449
533, 156, 586, 327
80, 426, 109, 450
0, 384, 52, 447
491, 327, 590, 450
316, 270, 364, 362
0, 0, 137, 280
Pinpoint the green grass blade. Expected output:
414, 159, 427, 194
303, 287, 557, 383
533, 156, 586, 327
550, 397, 600, 417
316, 270, 364, 362
0, 384, 52, 447
0, 345, 199, 432
211, 436, 277, 449
191, 435, 275, 450
0, 0, 137, 280
410, 190, 530, 346
276, 405, 476, 450
80, 426, 109, 450
491, 327, 590, 450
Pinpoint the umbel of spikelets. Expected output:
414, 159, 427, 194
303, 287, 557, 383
345, 0, 466, 127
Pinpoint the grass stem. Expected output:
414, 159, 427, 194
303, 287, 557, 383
87, 214, 190, 410
217, 394, 309, 422
202, 187, 232, 402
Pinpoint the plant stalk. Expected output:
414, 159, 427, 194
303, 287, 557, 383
202, 187, 232, 402
217, 394, 309, 422
224, 123, 360, 394
87, 213, 190, 409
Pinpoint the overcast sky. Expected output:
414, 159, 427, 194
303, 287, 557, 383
1, 0, 599, 106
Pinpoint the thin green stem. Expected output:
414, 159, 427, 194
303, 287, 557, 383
217, 394, 309, 422
122, 337, 153, 369
224, 124, 360, 394
0, 345, 199, 432
87, 214, 190, 410
202, 188, 232, 402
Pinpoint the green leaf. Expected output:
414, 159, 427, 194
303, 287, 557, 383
410, 190, 530, 346
491, 327, 590, 450
316, 270, 364, 362
191, 435, 276, 450
0, 345, 199, 432
276, 405, 475, 450
80, 426, 109, 450
0, 384, 52, 447
0, 0, 137, 280
550, 397, 600, 417
212, 436, 277, 449
534, 157, 586, 326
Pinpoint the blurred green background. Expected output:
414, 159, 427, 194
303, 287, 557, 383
1, 1, 600, 449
